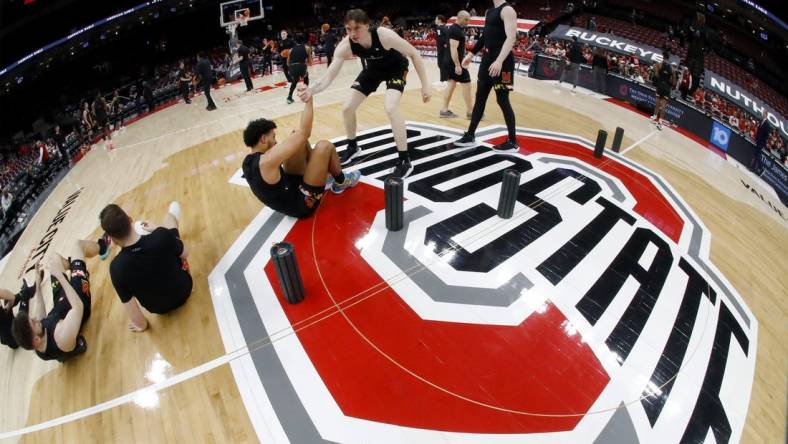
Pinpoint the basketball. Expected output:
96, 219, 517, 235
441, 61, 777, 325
322, 23, 330, 32
281, 48, 291, 58
217, 78, 226, 86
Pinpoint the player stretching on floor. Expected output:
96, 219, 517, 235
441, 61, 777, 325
242, 84, 361, 218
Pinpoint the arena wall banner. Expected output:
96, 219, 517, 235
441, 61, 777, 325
704, 70, 788, 138
758, 153, 788, 205
547, 25, 679, 64
530, 53, 788, 206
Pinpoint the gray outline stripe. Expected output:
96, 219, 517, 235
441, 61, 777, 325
225, 212, 334, 444
382, 206, 533, 307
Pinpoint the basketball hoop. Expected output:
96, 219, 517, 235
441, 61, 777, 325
226, 8, 249, 37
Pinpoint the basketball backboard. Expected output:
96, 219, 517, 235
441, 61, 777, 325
219, 0, 263, 27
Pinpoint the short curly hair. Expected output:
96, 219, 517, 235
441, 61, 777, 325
243, 118, 277, 148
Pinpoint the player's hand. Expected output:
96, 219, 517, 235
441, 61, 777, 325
139, 221, 157, 233
488, 60, 503, 77
128, 321, 148, 333
297, 83, 312, 103
298, 86, 313, 103
46, 255, 65, 275
421, 86, 432, 103
454, 66, 462, 76
462, 53, 473, 68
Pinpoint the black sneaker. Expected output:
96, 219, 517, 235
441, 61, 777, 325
390, 159, 414, 179
339, 142, 360, 166
493, 139, 520, 153
14, 278, 35, 308
453, 132, 476, 147
206, 105, 217, 111
286, 97, 294, 104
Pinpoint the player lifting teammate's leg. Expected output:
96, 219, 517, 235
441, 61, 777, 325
299, 9, 432, 179
454, 0, 520, 153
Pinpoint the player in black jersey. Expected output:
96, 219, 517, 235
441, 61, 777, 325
453, 0, 520, 153
11, 239, 105, 362
286, 34, 312, 104
651, 50, 675, 131
440, 10, 473, 119
435, 15, 449, 84
242, 85, 361, 219
299, 9, 432, 179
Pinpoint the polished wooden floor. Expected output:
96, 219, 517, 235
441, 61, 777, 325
0, 61, 785, 443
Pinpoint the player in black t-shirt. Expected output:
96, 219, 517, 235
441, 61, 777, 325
321, 25, 337, 66
279, 31, 295, 83
195, 52, 217, 111
651, 50, 675, 131
100, 202, 192, 332
234, 40, 254, 92
435, 15, 449, 83
261, 38, 274, 75
177, 61, 192, 104
286, 35, 312, 104
242, 85, 361, 218
453, 1, 520, 153
440, 11, 473, 119
93, 91, 112, 148
10, 238, 106, 362
299, 9, 432, 179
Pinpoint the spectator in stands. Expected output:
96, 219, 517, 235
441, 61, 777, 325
36, 141, 50, 165
588, 17, 597, 31
752, 115, 770, 174
142, 81, 155, 113
729, 111, 739, 129
1, 189, 13, 216
686, 12, 708, 95
52, 125, 68, 162
678, 63, 692, 100
591, 47, 607, 93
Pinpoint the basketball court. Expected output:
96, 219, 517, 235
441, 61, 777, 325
0, 13, 785, 443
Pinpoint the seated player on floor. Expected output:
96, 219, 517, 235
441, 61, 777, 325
10, 238, 103, 362
100, 201, 192, 332
241, 84, 361, 218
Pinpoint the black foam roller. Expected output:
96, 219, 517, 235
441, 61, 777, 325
612, 127, 625, 153
270, 242, 305, 304
497, 169, 520, 219
385, 177, 404, 231
594, 129, 608, 158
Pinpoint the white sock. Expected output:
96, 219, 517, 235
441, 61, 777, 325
168, 201, 181, 223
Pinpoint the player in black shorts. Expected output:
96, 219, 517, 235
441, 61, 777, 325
440, 10, 473, 119
100, 201, 192, 332
454, 0, 520, 153
286, 35, 312, 104
651, 50, 675, 131
234, 40, 254, 92
11, 238, 105, 362
435, 15, 449, 84
93, 91, 112, 148
242, 85, 361, 218
299, 9, 432, 179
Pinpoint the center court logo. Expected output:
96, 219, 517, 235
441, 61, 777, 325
211, 123, 757, 444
